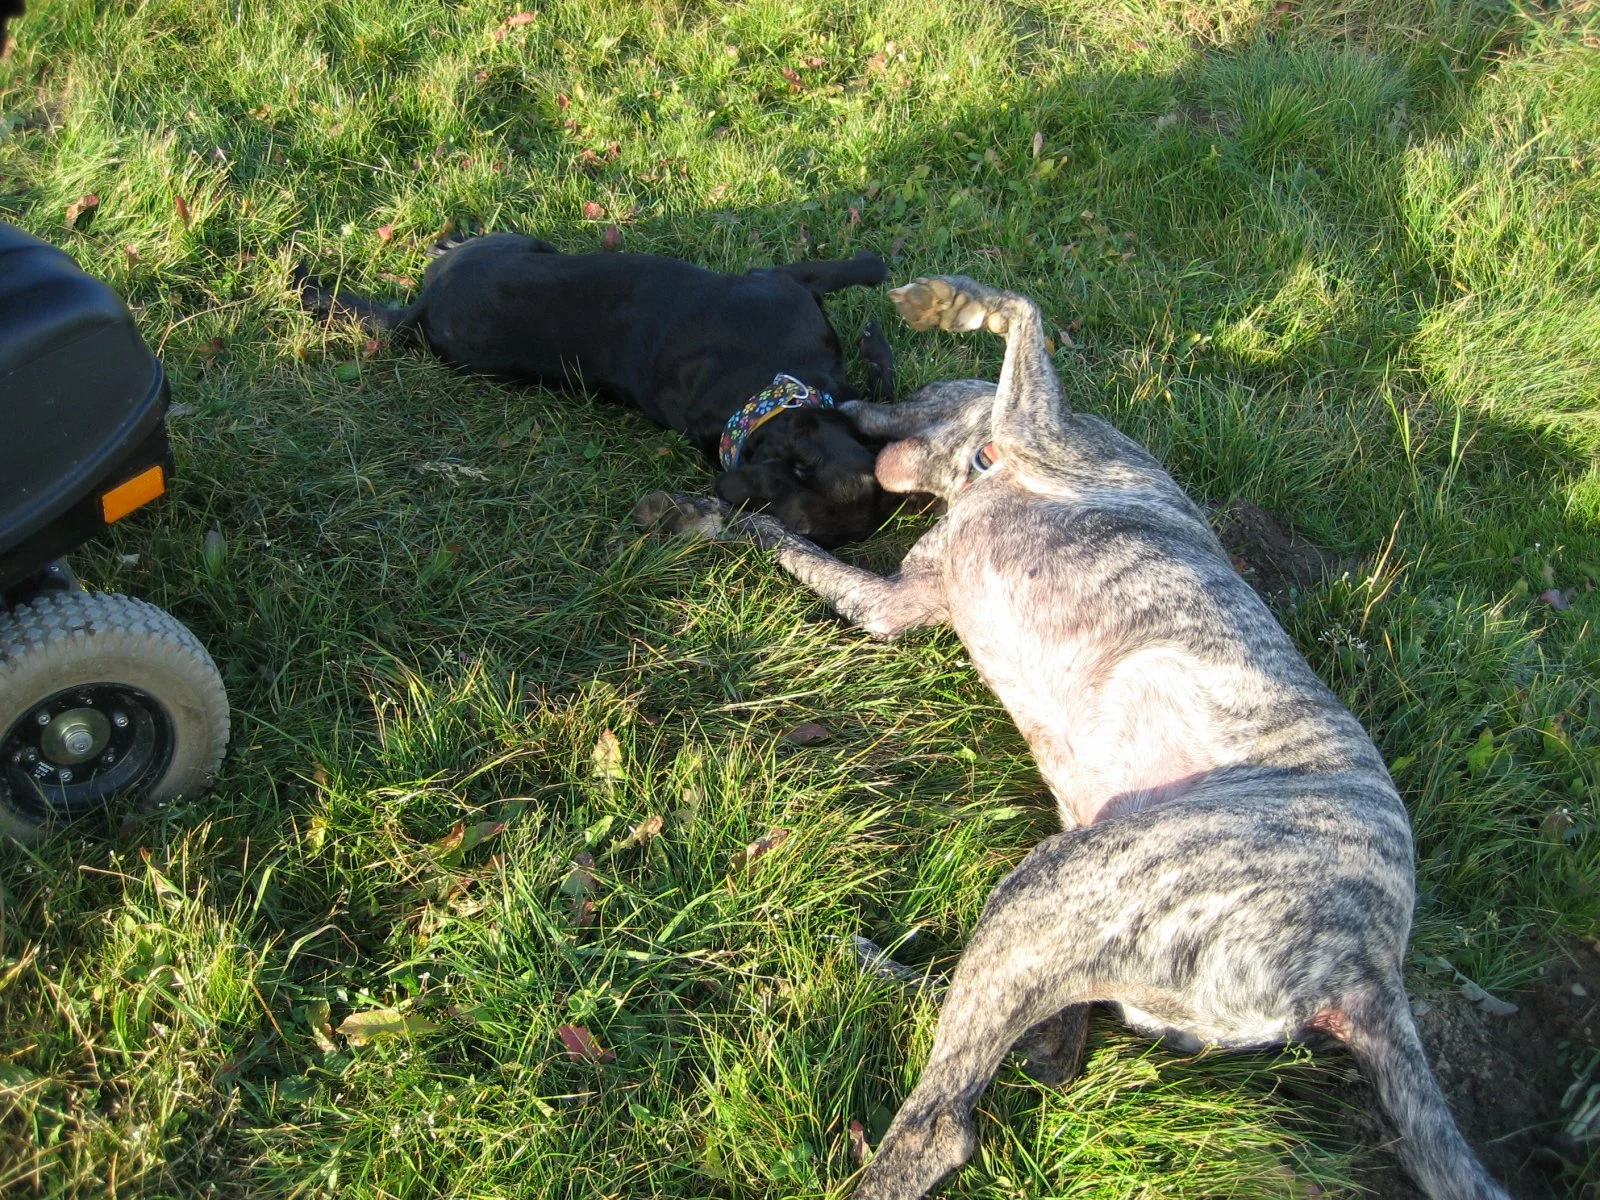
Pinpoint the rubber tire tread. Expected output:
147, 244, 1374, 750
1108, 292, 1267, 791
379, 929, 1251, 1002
0, 590, 229, 844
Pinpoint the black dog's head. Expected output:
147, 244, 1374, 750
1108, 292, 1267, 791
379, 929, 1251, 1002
715, 407, 896, 548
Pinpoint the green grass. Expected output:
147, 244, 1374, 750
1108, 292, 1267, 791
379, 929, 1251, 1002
3, 0, 1599, 1195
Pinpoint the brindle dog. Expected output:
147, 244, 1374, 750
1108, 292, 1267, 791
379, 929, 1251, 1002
634, 276, 1509, 1200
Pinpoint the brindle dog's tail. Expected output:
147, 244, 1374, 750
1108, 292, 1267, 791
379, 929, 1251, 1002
1345, 988, 1511, 1200
293, 263, 421, 344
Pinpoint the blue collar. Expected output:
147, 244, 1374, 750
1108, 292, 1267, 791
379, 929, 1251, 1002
719, 374, 836, 470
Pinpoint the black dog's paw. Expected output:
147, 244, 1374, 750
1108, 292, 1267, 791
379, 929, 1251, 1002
291, 262, 334, 315
851, 248, 889, 285
860, 320, 896, 402
632, 491, 732, 538
425, 218, 487, 259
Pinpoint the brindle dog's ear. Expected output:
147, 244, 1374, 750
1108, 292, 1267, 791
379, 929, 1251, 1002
873, 438, 938, 493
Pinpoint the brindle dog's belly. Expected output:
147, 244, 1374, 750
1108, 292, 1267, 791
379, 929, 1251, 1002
957, 594, 1248, 827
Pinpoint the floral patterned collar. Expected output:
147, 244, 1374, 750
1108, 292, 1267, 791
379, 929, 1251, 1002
718, 373, 836, 470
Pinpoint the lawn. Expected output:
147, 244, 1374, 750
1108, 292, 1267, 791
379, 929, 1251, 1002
2, 0, 1599, 1195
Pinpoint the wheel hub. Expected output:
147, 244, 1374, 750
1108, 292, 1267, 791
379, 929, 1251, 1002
40, 707, 111, 765
2, 685, 173, 819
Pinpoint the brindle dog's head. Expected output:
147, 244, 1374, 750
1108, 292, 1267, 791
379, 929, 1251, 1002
840, 381, 999, 504
715, 406, 897, 547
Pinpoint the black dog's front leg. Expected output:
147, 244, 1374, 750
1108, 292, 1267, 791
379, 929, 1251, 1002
633, 492, 947, 639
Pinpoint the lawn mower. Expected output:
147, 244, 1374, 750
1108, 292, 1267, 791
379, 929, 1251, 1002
0, 220, 229, 843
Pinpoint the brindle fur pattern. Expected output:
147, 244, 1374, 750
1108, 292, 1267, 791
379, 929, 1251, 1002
633, 275, 1509, 1200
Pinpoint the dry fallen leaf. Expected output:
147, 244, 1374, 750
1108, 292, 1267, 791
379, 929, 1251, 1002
492, 10, 538, 40
785, 722, 833, 745
124, 243, 142, 266
556, 1023, 614, 1063
175, 194, 192, 227
602, 224, 623, 250
620, 814, 664, 849
582, 200, 604, 220
561, 851, 597, 902
65, 194, 100, 229
591, 729, 624, 780
379, 272, 417, 287
731, 827, 791, 872
432, 816, 512, 867
848, 1119, 871, 1165
781, 66, 804, 91
432, 821, 466, 858
377, 222, 394, 242
304, 998, 338, 1054
304, 813, 329, 854
336, 1007, 442, 1045
1541, 588, 1571, 611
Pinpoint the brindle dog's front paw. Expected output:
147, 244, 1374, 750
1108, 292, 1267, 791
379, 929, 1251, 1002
889, 275, 1012, 335
632, 491, 733, 538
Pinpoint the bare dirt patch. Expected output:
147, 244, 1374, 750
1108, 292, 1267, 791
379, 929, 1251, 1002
1211, 497, 1353, 604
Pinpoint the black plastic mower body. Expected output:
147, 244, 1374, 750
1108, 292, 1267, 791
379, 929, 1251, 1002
0, 222, 173, 598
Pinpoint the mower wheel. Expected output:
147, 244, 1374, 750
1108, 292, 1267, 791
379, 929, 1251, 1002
0, 590, 229, 844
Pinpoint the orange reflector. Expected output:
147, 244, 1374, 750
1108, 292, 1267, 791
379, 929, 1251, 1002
101, 465, 166, 524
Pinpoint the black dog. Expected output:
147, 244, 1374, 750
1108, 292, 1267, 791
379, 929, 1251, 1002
297, 233, 899, 546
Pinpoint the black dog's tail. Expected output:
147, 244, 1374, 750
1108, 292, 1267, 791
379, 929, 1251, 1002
293, 263, 420, 343
1, 0, 23, 48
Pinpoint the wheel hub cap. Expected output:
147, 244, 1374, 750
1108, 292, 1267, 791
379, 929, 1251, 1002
41, 708, 111, 765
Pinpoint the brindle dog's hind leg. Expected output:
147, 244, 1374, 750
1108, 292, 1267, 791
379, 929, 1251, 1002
1012, 1004, 1091, 1086
857, 830, 1115, 1200
887, 276, 1069, 458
